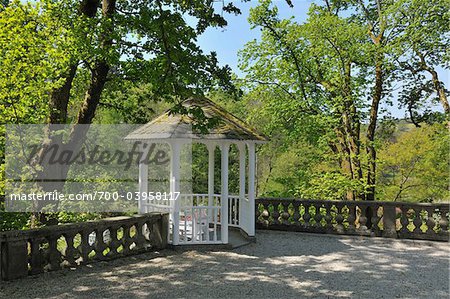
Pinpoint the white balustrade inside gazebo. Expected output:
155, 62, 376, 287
125, 97, 267, 245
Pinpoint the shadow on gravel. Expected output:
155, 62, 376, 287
1, 230, 449, 299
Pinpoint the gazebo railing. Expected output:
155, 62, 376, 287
228, 195, 240, 227
141, 193, 248, 245
179, 205, 221, 244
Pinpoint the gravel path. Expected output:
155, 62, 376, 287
1, 230, 449, 299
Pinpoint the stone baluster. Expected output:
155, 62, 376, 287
324, 202, 332, 232
425, 207, 436, 235
399, 206, 410, 234
122, 224, 132, 255
303, 203, 311, 228
347, 203, 356, 232
334, 203, 344, 233
365, 205, 373, 231
108, 226, 119, 256
47, 235, 61, 271
272, 202, 280, 225
359, 204, 368, 232
255, 203, 261, 223
261, 202, 270, 227
135, 220, 147, 250
29, 238, 45, 275
281, 201, 291, 225
95, 228, 108, 260
63, 232, 76, 265
313, 203, 322, 229
412, 208, 423, 234
371, 205, 381, 234
292, 201, 301, 226
438, 209, 449, 233
80, 230, 91, 263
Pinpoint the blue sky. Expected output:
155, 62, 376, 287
189, 0, 447, 119
197, 1, 311, 75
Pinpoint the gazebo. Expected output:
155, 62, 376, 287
125, 97, 268, 245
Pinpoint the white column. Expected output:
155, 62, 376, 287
207, 143, 215, 222
247, 142, 256, 236
138, 143, 149, 214
220, 143, 229, 244
170, 141, 182, 245
238, 143, 246, 229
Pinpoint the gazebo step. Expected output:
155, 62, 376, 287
168, 243, 233, 252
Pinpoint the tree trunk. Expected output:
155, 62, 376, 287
342, 61, 363, 199
49, 65, 77, 124
32, 0, 114, 221
333, 127, 355, 200
416, 50, 450, 116
366, 54, 383, 201
428, 68, 450, 115
48, 0, 100, 124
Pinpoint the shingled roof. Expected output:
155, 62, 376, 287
125, 97, 268, 142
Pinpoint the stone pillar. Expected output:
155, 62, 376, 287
0, 236, 28, 281
383, 203, 397, 238
153, 213, 170, 249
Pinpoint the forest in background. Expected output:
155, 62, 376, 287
0, 0, 448, 230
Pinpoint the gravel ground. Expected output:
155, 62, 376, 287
1, 230, 449, 299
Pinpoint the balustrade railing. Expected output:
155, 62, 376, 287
0, 213, 169, 281
256, 198, 449, 241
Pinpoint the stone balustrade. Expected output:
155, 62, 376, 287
0, 213, 169, 281
256, 198, 449, 241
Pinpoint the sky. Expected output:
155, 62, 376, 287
187, 0, 448, 119
197, 0, 311, 75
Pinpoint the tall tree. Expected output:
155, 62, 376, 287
354, 0, 391, 201
0, 0, 238, 222
240, 0, 370, 199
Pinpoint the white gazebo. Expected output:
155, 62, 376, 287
125, 97, 268, 245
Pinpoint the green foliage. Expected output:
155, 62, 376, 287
391, 0, 450, 121
298, 172, 366, 201
0, 1, 70, 125
1, 0, 449, 233
0, 0, 240, 126
239, 0, 449, 202
377, 123, 449, 202
0, 0, 241, 229
0, 203, 30, 230
239, 0, 373, 199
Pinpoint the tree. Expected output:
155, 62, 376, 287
240, 0, 449, 201
391, 0, 450, 120
240, 0, 370, 199
352, 0, 393, 201
377, 123, 449, 202
354, 0, 450, 200
0, 0, 239, 223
